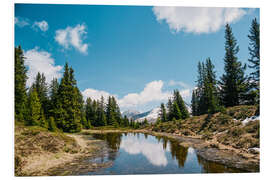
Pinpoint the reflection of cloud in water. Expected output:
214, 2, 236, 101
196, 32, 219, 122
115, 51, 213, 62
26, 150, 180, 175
120, 135, 168, 166
186, 147, 195, 162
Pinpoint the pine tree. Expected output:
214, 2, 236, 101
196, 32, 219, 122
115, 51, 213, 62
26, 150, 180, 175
57, 63, 81, 132
25, 88, 42, 126
173, 90, 189, 119
247, 18, 260, 105
106, 96, 121, 127
48, 116, 58, 132
97, 96, 107, 126
112, 96, 122, 125
15, 46, 28, 122
123, 115, 129, 127
48, 78, 59, 118
219, 24, 248, 107
32, 72, 49, 119
39, 110, 48, 128
172, 101, 182, 120
204, 58, 219, 114
248, 18, 260, 89
191, 89, 198, 116
167, 98, 173, 121
159, 103, 167, 122
85, 97, 95, 127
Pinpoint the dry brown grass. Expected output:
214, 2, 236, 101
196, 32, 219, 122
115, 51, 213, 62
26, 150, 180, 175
151, 105, 259, 152
15, 124, 82, 176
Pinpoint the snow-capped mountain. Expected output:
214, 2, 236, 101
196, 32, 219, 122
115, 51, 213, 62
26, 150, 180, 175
122, 102, 191, 124
121, 109, 140, 119
135, 107, 160, 124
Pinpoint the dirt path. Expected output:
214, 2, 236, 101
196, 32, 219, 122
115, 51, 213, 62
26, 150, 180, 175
18, 131, 112, 176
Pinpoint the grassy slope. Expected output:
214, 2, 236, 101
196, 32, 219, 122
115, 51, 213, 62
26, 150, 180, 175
150, 105, 259, 151
15, 122, 81, 176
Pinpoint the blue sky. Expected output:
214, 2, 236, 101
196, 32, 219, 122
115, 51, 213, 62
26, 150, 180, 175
15, 4, 259, 112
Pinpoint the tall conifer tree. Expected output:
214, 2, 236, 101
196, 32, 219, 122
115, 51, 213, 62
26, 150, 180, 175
247, 18, 260, 105
159, 103, 167, 122
219, 24, 248, 107
15, 46, 28, 121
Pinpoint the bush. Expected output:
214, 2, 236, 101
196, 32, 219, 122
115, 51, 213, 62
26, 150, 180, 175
236, 136, 259, 149
244, 120, 259, 134
216, 114, 232, 125
229, 127, 244, 137
202, 131, 213, 140
48, 117, 58, 132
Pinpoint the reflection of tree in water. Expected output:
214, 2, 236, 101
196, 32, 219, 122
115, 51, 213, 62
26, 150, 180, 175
169, 139, 188, 167
196, 154, 241, 173
143, 133, 148, 139
92, 133, 122, 161
156, 136, 188, 168
162, 138, 168, 150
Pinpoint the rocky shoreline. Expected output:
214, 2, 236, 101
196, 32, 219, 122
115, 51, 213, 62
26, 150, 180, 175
18, 128, 259, 176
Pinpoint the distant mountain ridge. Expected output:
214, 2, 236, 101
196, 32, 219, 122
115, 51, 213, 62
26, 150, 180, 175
122, 102, 191, 124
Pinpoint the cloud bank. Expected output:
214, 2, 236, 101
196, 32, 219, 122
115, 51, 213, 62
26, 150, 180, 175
82, 80, 192, 110
120, 134, 168, 166
55, 24, 88, 54
152, 7, 246, 34
24, 47, 63, 87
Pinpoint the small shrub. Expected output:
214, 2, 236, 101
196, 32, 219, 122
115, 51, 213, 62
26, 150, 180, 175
217, 114, 232, 125
229, 127, 244, 137
236, 136, 259, 149
244, 120, 259, 134
202, 131, 213, 140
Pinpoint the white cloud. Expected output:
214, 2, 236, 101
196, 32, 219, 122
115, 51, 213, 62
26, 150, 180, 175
120, 134, 168, 166
179, 89, 191, 99
82, 80, 192, 110
82, 88, 116, 101
24, 47, 63, 87
118, 80, 171, 108
168, 80, 190, 89
152, 7, 246, 34
55, 24, 88, 54
15, 17, 30, 27
33, 20, 49, 32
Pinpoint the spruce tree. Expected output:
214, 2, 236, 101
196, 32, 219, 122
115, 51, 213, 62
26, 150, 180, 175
25, 88, 42, 126
85, 97, 95, 127
159, 103, 167, 122
248, 18, 260, 89
167, 98, 173, 121
48, 116, 58, 132
32, 72, 49, 119
173, 90, 189, 119
15, 46, 28, 122
57, 63, 81, 132
204, 58, 219, 114
191, 89, 198, 116
123, 115, 129, 127
247, 18, 260, 105
97, 96, 107, 126
172, 101, 182, 120
48, 78, 59, 118
219, 24, 248, 107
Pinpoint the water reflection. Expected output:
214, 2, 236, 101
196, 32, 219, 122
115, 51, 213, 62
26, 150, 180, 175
90, 132, 242, 174
120, 134, 168, 166
92, 133, 189, 167
168, 138, 188, 167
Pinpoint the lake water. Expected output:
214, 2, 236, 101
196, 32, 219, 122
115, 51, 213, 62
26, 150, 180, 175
83, 133, 242, 175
